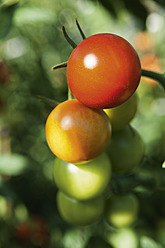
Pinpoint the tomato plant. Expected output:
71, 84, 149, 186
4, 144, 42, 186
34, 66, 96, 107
57, 190, 105, 226
54, 152, 111, 200
104, 92, 138, 131
45, 99, 111, 163
104, 193, 139, 228
106, 125, 145, 173
67, 33, 141, 109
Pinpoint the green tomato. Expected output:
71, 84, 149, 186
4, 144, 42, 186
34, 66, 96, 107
57, 191, 104, 226
54, 153, 111, 200
104, 92, 138, 131
104, 193, 139, 228
106, 125, 145, 174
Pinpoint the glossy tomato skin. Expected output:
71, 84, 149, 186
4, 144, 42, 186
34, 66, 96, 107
104, 92, 138, 131
106, 125, 145, 174
67, 33, 141, 109
57, 190, 105, 226
45, 99, 111, 163
104, 193, 139, 228
54, 153, 111, 200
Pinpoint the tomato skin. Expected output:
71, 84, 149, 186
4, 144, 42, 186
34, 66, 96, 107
57, 190, 105, 226
104, 193, 139, 228
67, 33, 141, 109
104, 92, 138, 131
54, 153, 111, 200
106, 125, 145, 174
45, 99, 111, 163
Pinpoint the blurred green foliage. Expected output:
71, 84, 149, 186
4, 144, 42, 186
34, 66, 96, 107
0, 0, 165, 247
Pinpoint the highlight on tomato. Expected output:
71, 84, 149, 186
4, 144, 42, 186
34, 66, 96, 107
104, 92, 138, 131
104, 193, 139, 228
45, 99, 111, 163
56, 190, 105, 226
106, 125, 145, 174
53, 152, 112, 200
67, 33, 141, 109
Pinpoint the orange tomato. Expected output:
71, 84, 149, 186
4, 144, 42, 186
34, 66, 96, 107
45, 99, 111, 163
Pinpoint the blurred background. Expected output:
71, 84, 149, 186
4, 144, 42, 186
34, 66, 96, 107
0, 0, 165, 247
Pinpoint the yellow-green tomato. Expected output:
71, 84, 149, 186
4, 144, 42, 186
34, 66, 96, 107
106, 125, 145, 174
104, 93, 138, 131
104, 193, 139, 228
54, 153, 111, 200
57, 191, 104, 226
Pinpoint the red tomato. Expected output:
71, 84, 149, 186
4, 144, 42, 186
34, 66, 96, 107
67, 33, 141, 109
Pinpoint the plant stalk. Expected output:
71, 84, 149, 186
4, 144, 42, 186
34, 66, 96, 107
141, 69, 165, 90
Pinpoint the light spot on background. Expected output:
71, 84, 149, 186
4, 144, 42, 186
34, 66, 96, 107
146, 13, 164, 33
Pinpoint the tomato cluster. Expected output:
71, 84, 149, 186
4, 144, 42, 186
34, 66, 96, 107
45, 25, 144, 227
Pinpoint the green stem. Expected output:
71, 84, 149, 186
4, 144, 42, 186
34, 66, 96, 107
76, 18, 86, 40
68, 86, 74, 100
62, 26, 77, 49
141, 69, 165, 90
51, 61, 67, 71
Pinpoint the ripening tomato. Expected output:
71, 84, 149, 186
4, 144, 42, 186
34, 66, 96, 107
45, 99, 111, 163
104, 93, 138, 131
67, 33, 141, 109
57, 190, 105, 226
54, 153, 111, 200
106, 125, 145, 173
104, 193, 139, 228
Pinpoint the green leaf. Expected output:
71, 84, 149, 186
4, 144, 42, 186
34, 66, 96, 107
0, 0, 18, 39
0, 153, 29, 176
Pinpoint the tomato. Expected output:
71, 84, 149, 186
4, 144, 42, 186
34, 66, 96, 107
106, 125, 145, 174
67, 33, 141, 109
56, 190, 104, 226
104, 92, 138, 131
54, 152, 111, 200
104, 193, 139, 228
107, 227, 138, 248
45, 99, 111, 163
